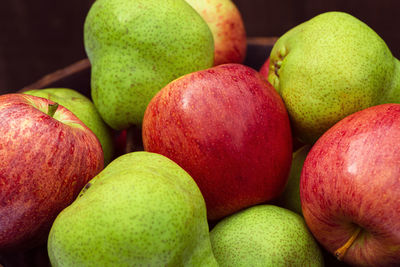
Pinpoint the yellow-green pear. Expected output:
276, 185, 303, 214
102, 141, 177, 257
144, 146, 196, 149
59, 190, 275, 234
210, 205, 324, 266
47, 152, 217, 266
84, 0, 214, 130
23, 88, 114, 165
268, 11, 400, 144
276, 145, 311, 215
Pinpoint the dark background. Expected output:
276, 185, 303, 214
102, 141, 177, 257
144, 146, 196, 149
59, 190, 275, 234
0, 1, 398, 266
0, 0, 399, 93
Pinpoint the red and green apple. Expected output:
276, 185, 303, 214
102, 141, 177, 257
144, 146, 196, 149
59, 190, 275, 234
185, 0, 247, 66
142, 63, 292, 221
300, 103, 400, 266
0, 94, 104, 252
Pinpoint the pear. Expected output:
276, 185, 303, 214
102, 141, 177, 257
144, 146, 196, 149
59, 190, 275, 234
210, 205, 324, 267
268, 11, 400, 144
47, 151, 218, 267
276, 144, 311, 215
23, 88, 114, 165
84, 0, 214, 130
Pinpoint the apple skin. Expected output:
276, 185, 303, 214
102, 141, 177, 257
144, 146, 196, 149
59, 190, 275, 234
0, 94, 104, 252
185, 0, 247, 66
259, 57, 270, 80
23, 88, 115, 166
300, 103, 400, 266
142, 63, 292, 221
258, 57, 306, 153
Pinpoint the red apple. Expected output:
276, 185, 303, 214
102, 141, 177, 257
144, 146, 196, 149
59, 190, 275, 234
300, 103, 400, 266
259, 57, 270, 80
113, 129, 128, 157
0, 93, 104, 252
185, 0, 247, 66
259, 56, 305, 152
142, 63, 292, 221
258, 57, 305, 153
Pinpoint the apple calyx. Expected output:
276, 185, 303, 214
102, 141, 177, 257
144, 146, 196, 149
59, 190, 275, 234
334, 226, 362, 261
47, 103, 59, 118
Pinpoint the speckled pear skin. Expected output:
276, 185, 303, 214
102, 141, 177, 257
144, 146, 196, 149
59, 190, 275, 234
276, 145, 311, 215
381, 58, 400, 103
210, 205, 324, 267
84, 0, 214, 130
268, 11, 400, 144
47, 152, 218, 267
23, 88, 114, 165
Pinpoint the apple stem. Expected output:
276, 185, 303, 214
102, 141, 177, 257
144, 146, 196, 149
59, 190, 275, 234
334, 227, 362, 261
47, 103, 59, 118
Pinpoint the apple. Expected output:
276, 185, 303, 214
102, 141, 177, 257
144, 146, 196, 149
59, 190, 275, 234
142, 63, 293, 221
112, 126, 144, 158
0, 93, 104, 252
300, 103, 400, 266
258, 57, 306, 153
23, 88, 115, 166
185, 0, 247, 66
113, 129, 128, 157
259, 57, 270, 80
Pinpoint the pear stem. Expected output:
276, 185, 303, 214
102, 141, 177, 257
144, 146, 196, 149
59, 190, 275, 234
47, 103, 59, 118
334, 227, 362, 261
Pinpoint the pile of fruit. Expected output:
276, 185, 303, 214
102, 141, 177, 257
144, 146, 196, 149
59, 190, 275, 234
1, 0, 399, 266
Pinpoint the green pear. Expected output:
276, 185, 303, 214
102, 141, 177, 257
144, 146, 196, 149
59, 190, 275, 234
84, 0, 214, 130
276, 144, 311, 215
210, 205, 324, 267
23, 88, 114, 165
268, 11, 400, 144
47, 151, 218, 267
